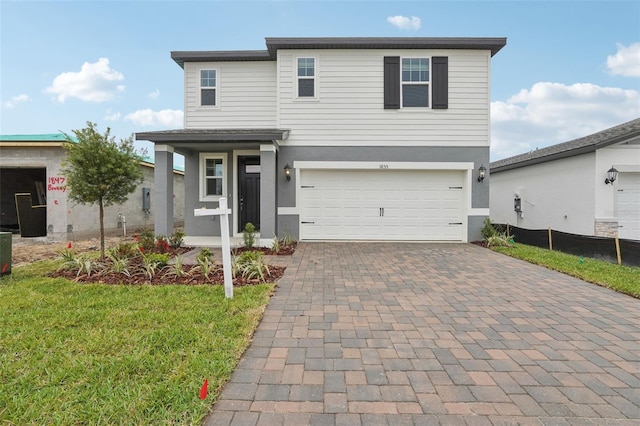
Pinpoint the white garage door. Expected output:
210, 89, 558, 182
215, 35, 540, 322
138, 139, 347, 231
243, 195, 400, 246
299, 169, 465, 241
617, 173, 640, 240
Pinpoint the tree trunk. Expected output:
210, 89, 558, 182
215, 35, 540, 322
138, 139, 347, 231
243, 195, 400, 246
99, 198, 105, 260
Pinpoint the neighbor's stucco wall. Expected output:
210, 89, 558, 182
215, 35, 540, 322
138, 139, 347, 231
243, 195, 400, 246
68, 165, 185, 237
490, 153, 595, 235
0, 145, 184, 239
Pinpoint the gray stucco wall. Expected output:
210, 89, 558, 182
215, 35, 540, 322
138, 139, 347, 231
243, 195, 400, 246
184, 149, 235, 237
277, 145, 489, 242
182, 145, 488, 241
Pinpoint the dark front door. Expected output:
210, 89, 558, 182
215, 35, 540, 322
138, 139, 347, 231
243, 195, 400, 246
238, 156, 260, 232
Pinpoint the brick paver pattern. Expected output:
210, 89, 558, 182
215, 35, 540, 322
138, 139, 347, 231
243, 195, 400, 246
204, 243, 640, 425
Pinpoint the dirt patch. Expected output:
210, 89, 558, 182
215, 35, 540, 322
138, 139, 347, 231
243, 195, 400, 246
11, 236, 135, 267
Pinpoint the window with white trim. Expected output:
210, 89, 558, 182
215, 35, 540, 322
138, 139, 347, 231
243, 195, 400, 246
199, 153, 226, 201
401, 58, 429, 108
297, 57, 315, 98
200, 69, 217, 106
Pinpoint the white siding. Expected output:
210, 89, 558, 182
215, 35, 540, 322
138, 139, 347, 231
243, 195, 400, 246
277, 49, 491, 147
184, 61, 277, 129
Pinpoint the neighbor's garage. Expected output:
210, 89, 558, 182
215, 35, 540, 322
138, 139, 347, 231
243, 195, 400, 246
617, 172, 640, 240
299, 169, 465, 241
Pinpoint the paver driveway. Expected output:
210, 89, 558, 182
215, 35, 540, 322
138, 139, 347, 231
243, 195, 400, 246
205, 243, 640, 425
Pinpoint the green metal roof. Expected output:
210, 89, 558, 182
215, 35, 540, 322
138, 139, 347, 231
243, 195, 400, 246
0, 133, 77, 142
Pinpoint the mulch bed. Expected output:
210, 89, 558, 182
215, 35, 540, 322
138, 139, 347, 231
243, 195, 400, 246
50, 264, 285, 286
49, 244, 290, 286
232, 241, 297, 256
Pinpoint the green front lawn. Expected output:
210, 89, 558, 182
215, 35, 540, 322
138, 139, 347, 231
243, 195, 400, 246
0, 263, 273, 425
492, 243, 640, 298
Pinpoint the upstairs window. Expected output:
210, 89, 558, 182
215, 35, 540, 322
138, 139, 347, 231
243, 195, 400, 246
297, 57, 315, 97
384, 56, 448, 110
401, 58, 429, 108
200, 69, 217, 106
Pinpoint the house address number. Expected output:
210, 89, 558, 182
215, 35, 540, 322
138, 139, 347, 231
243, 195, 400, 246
379, 164, 389, 169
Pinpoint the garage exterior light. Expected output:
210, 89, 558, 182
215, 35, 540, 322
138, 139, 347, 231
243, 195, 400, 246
284, 164, 292, 181
477, 164, 486, 182
605, 166, 618, 185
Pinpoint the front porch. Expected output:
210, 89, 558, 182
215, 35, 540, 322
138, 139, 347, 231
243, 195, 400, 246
135, 128, 289, 244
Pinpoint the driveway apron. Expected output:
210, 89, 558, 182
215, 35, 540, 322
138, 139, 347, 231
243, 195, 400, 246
204, 242, 640, 425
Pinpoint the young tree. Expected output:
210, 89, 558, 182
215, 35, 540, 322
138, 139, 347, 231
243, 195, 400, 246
62, 122, 144, 259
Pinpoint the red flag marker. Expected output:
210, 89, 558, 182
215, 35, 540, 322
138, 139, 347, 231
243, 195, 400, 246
199, 379, 208, 400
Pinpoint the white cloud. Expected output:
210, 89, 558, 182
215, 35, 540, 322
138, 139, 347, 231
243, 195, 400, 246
148, 89, 160, 99
607, 43, 640, 77
104, 109, 121, 121
45, 58, 125, 103
124, 109, 183, 127
387, 15, 421, 30
491, 82, 640, 160
2, 93, 30, 109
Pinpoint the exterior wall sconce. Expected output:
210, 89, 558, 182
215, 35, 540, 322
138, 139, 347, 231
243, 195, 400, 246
283, 163, 292, 181
477, 164, 487, 182
604, 166, 618, 185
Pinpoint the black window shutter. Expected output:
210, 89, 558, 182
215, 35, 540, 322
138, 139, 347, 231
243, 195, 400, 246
384, 56, 400, 109
432, 56, 448, 109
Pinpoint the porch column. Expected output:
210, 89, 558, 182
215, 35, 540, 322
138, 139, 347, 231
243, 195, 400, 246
154, 144, 174, 236
260, 144, 277, 244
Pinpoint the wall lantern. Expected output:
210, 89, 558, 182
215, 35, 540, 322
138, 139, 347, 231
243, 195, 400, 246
477, 164, 487, 182
283, 163, 292, 181
604, 166, 618, 185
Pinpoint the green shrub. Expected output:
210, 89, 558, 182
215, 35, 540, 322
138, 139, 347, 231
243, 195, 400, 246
115, 242, 139, 258
196, 248, 214, 279
233, 250, 269, 281
243, 223, 256, 249
481, 217, 498, 240
56, 242, 76, 263
271, 235, 281, 254
136, 229, 156, 252
142, 253, 170, 268
169, 229, 185, 248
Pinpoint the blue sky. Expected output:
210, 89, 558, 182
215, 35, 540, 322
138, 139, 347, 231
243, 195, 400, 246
1, 0, 639, 163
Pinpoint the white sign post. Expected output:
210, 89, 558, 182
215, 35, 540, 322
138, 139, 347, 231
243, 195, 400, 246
194, 197, 234, 298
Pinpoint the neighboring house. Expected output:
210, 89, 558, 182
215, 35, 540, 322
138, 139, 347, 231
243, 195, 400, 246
0, 134, 185, 239
136, 37, 507, 244
490, 118, 640, 241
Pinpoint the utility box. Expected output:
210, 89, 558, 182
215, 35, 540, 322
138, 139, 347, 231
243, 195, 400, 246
0, 232, 12, 276
142, 188, 151, 212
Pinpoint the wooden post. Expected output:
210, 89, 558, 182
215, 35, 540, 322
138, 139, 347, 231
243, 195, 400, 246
194, 197, 234, 298
548, 227, 553, 251
615, 234, 622, 265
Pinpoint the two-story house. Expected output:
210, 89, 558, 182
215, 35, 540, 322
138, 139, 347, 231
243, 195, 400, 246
136, 37, 507, 245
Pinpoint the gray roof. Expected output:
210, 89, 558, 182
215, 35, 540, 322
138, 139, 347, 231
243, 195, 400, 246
135, 128, 289, 143
171, 36, 507, 67
490, 118, 640, 173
